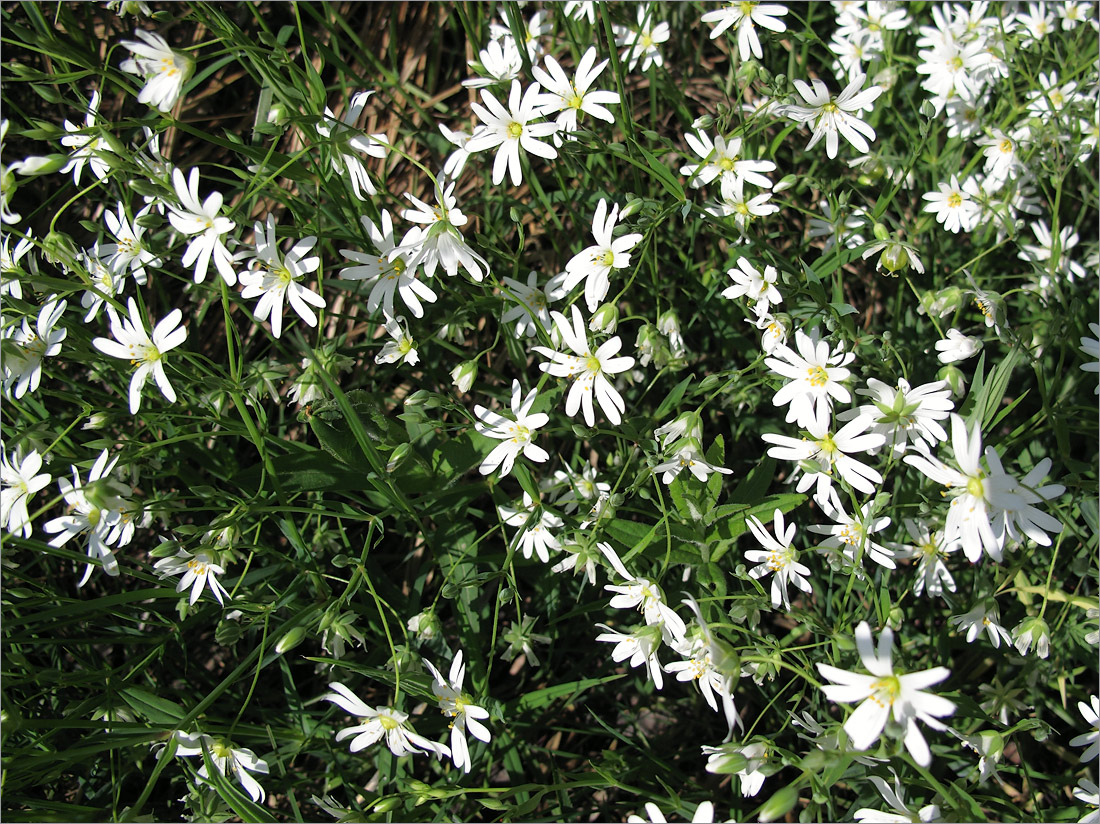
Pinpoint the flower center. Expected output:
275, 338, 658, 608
584, 354, 602, 375
807, 365, 829, 386
507, 121, 524, 139
947, 192, 963, 208
379, 714, 399, 731
870, 674, 901, 706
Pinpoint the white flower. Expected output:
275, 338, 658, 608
422, 650, 492, 773
628, 800, 717, 823
615, 6, 670, 72
1011, 615, 1051, 658
817, 621, 955, 766
501, 270, 567, 337
499, 492, 563, 563
977, 129, 1027, 189
669, 597, 741, 736
721, 257, 782, 315
702, 741, 769, 796
1074, 778, 1100, 824
3, 297, 67, 399
533, 48, 620, 136
891, 519, 958, 599
564, 1, 596, 23
1070, 695, 1100, 762
473, 380, 549, 477
744, 508, 812, 610
595, 623, 665, 689
119, 29, 194, 112
375, 315, 419, 366
166, 168, 238, 285
153, 547, 230, 606
93, 296, 186, 414
170, 732, 269, 804
101, 203, 159, 283
1, 447, 51, 538
905, 415, 1064, 562
1080, 322, 1100, 394
239, 215, 324, 339
462, 36, 523, 89
839, 377, 953, 456
533, 305, 635, 426
808, 501, 896, 571
60, 91, 115, 185
562, 198, 642, 312
765, 327, 855, 430
395, 183, 489, 281
42, 449, 131, 587
781, 72, 882, 159
338, 210, 435, 319
601, 542, 687, 644
934, 328, 983, 364
0, 230, 33, 299
465, 79, 558, 187
915, 38, 992, 104
653, 445, 732, 484
680, 132, 776, 192
1018, 219, 1086, 283
323, 683, 449, 760
701, 2, 787, 60
317, 90, 388, 200
762, 416, 886, 512
922, 175, 983, 234
853, 770, 941, 823
949, 601, 1012, 648
439, 122, 475, 178
706, 177, 779, 230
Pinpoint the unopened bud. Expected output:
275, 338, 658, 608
937, 364, 967, 398
275, 626, 307, 655
758, 782, 801, 823
386, 442, 412, 473
449, 360, 478, 393
588, 303, 619, 334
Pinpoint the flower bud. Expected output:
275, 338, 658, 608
1011, 615, 1050, 658
407, 609, 441, 641
657, 309, 681, 338
620, 197, 644, 219
872, 222, 891, 242
386, 442, 412, 473
449, 360, 478, 393
275, 626, 307, 655
588, 303, 619, 334
937, 364, 967, 398
82, 412, 110, 430
42, 230, 79, 272
691, 113, 715, 130
873, 65, 900, 92
773, 173, 798, 194
758, 782, 801, 823
11, 153, 67, 176
372, 797, 403, 814
919, 286, 963, 317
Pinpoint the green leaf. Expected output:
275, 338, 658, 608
507, 674, 625, 713
233, 449, 366, 494
120, 687, 185, 725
